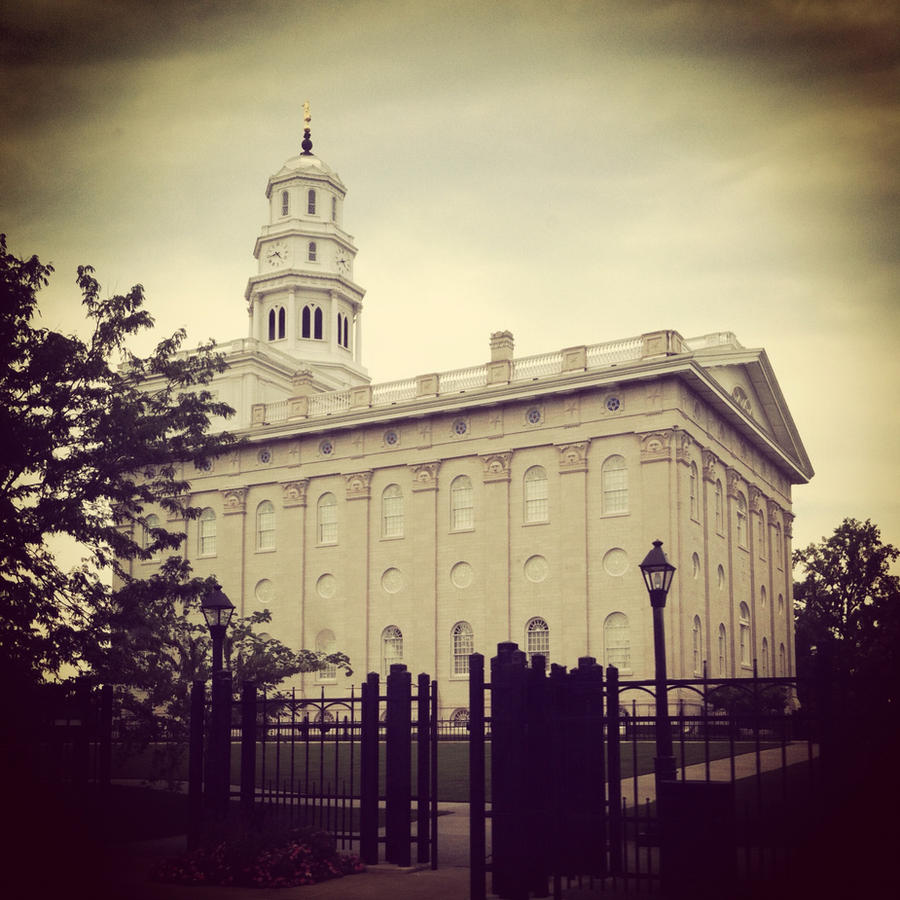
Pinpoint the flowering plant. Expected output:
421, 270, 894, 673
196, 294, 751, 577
150, 826, 364, 888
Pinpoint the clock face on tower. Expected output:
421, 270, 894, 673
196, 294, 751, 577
336, 250, 351, 275
265, 240, 288, 268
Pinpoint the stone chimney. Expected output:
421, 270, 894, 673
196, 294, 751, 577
490, 331, 515, 362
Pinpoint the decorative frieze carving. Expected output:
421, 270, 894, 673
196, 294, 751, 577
702, 449, 718, 482
783, 511, 794, 538
766, 498, 781, 522
409, 461, 440, 492
557, 441, 590, 474
282, 479, 309, 508
221, 486, 248, 515
345, 471, 372, 501
481, 451, 513, 483
675, 430, 693, 464
640, 430, 672, 462
725, 468, 743, 500
749, 485, 763, 512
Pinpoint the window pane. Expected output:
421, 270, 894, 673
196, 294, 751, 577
453, 622, 474, 675
602, 456, 628, 514
382, 625, 403, 676
526, 618, 549, 664
604, 612, 630, 670
257, 501, 275, 550
383, 484, 403, 537
524, 466, 548, 523
451, 476, 474, 530
318, 494, 337, 544
199, 508, 216, 556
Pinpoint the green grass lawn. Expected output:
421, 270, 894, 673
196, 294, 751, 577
112, 739, 778, 803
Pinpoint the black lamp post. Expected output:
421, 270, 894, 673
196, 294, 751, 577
201, 588, 235, 674
639, 540, 677, 792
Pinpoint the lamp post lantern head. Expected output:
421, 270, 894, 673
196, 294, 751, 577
201, 588, 235, 631
639, 540, 676, 608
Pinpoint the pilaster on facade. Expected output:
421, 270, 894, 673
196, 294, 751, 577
639, 429, 674, 463
556, 441, 590, 474
409, 461, 440, 492
221, 486, 248, 515
702, 448, 718, 483
725, 467, 743, 500
344, 471, 372, 501
675, 430, 694, 465
282, 479, 309, 508
480, 451, 513, 483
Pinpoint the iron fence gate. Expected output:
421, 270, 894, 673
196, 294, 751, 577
470, 643, 822, 899
191, 663, 439, 868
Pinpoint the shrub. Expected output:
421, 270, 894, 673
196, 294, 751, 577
150, 826, 364, 888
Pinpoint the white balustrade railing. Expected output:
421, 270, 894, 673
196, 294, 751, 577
586, 338, 643, 367
308, 390, 352, 416
439, 365, 488, 393
512, 351, 563, 381
371, 378, 417, 405
255, 331, 737, 425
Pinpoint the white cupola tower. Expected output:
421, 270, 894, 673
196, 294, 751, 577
245, 105, 368, 391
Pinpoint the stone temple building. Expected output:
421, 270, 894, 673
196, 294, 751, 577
124, 119, 813, 719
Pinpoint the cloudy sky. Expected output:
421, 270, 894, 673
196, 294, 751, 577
2, 0, 898, 558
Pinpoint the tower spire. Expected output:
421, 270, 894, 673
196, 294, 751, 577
301, 101, 313, 155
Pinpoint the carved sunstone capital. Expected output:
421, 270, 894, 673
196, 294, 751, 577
557, 441, 590, 474
409, 461, 440, 491
282, 479, 309, 508
480, 451, 513, 483
221, 486, 248, 514
783, 511, 794, 538
675, 430, 693, 464
725, 468, 743, 500
702, 449, 718, 482
345, 470, 372, 501
749, 485, 764, 512
767, 498, 782, 521
640, 430, 673, 462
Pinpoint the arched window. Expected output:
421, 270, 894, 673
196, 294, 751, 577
736, 494, 748, 547
778, 593, 784, 614
267, 308, 276, 341
601, 455, 628, 514
343, 315, 349, 348
307, 189, 317, 215
779, 642, 786, 675
692, 616, 702, 676
199, 507, 216, 557
525, 617, 550, 665
760, 585, 767, 609
308, 241, 317, 262
381, 625, 403, 676
523, 466, 548, 523
331, 195, 337, 221
256, 500, 275, 551
316, 629, 337, 680
277, 306, 286, 340
452, 621, 474, 676
774, 522, 783, 568
450, 475, 474, 530
302, 305, 311, 339
281, 190, 290, 217
142, 513, 160, 558
314, 307, 323, 340
604, 612, 631, 671
715, 480, 724, 533
337, 313, 344, 347
382, 484, 403, 538
761, 637, 769, 677
689, 462, 698, 519
317, 493, 337, 544
718, 624, 727, 676
450, 708, 469, 727
739, 602, 751, 666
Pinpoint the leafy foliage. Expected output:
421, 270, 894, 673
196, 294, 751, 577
793, 518, 900, 717
0, 236, 348, 736
706, 683, 788, 716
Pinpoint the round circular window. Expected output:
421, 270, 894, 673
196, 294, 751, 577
384, 429, 399, 446
450, 561, 473, 589
526, 407, 542, 425
255, 579, 275, 604
258, 448, 272, 464
319, 439, 334, 456
453, 419, 468, 436
606, 397, 621, 412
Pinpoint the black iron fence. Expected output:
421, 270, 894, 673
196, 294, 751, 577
191, 663, 439, 868
470, 643, 823, 900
